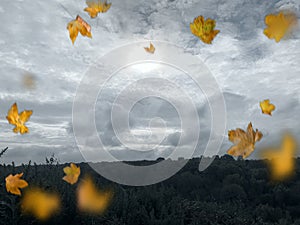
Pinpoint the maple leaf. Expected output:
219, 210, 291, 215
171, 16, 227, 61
264, 11, 298, 42
77, 176, 113, 214
62, 163, 81, 185
144, 42, 155, 54
5, 173, 28, 196
21, 188, 60, 221
227, 122, 263, 159
67, 15, 92, 44
190, 15, 220, 44
84, 0, 111, 18
6, 103, 33, 134
260, 99, 276, 116
261, 134, 297, 181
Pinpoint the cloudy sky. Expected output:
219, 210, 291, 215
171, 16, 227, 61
0, 0, 299, 165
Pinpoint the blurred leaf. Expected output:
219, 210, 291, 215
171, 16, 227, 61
84, 0, 111, 18
264, 11, 298, 42
21, 187, 60, 221
77, 176, 113, 214
261, 133, 297, 181
22, 73, 36, 90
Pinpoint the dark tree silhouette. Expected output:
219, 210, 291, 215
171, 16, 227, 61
0, 156, 300, 224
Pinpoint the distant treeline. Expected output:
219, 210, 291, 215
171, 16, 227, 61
1, 155, 300, 225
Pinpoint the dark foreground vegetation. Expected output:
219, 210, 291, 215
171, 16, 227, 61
1, 155, 300, 225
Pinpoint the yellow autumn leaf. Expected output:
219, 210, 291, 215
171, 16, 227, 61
190, 15, 220, 44
84, 0, 111, 18
77, 176, 113, 214
5, 173, 28, 196
227, 122, 263, 159
260, 99, 276, 116
261, 134, 297, 181
6, 103, 33, 134
21, 188, 60, 221
67, 15, 92, 44
144, 42, 155, 54
264, 11, 298, 42
63, 163, 81, 185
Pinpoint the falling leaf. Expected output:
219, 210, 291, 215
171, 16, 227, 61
77, 176, 113, 214
261, 134, 297, 181
5, 173, 28, 196
227, 122, 263, 159
22, 73, 36, 90
84, 0, 111, 18
21, 188, 60, 221
264, 11, 298, 42
6, 103, 33, 134
260, 99, 276, 116
63, 163, 81, 185
144, 42, 155, 54
190, 15, 220, 44
67, 15, 92, 44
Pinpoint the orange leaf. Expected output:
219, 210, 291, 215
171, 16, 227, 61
261, 134, 297, 181
62, 163, 81, 185
144, 42, 155, 54
67, 15, 92, 44
227, 122, 263, 159
5, 173, 28, 196
6, 103, 32, 134
264, 11, 298, 42
77, 176, 113, 214
190, 15, 220, 44
260, 99, 275, 116
84, 0, 111, 18
21, 188, 60, 221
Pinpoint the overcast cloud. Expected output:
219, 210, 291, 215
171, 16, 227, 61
0, 0, 299, 164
